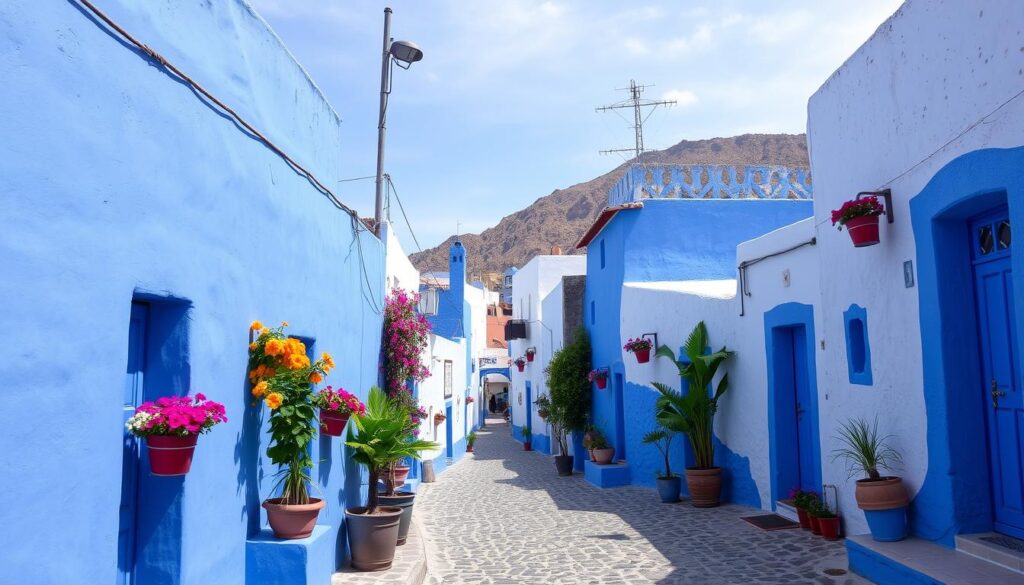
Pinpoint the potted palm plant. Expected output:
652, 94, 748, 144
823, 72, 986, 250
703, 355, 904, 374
466, 431, 477, 453
346, 388, 436, 567
833, 418, 908, 541
653, 321, 734, 508
248, 322, 334, 539
643, 429, 680, 502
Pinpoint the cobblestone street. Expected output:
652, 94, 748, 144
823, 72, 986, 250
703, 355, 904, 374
415, 418, 866, 585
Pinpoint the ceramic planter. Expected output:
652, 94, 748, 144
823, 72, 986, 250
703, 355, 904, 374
263, 497, 325, 539
377, 492, 416, 546
845, 215, 880, 247
319, 411, 350, 437
345, 506, 402, 571
392, 465, 411, 486
554, 455, 574, 476
856, 477, 909, 541
595, 377, 607, 390
633, 348, 651, 363
656, 476, 681, 503
684, 467, 722, 508
146, 435, 198, 476
819, 516, 841, 541
592, 448, 615, 465
796, 507, 811, 530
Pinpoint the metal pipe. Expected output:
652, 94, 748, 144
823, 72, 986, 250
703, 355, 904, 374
373, 7, 393, 237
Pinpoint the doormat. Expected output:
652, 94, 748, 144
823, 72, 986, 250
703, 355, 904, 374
980, 535, 1024, 553
741, 514, 800, 531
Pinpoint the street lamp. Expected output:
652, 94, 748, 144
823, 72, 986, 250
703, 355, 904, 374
374, 7, 423, 237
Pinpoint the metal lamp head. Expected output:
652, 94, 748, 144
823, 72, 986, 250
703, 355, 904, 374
389, 40, 423, 65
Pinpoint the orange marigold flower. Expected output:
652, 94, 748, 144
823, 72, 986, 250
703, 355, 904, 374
309, 372, 323, 384
281, 321, 289, 327
250, 320, 263, 331
251, 381, 268, 398
248, 342, 257, 351
321, 353, 335, 370
264, 392, 283, 410
265, 339, 285, 357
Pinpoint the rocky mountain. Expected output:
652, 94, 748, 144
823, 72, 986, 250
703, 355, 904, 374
410, 134, 809, 277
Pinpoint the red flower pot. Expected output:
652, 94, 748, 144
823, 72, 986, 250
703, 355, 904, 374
393, 465, 410, 486
526, 352, 535, 363
595, 377, 607, 390
845, 215, 880, 247
809, 515, 822, 535
634, 348, 651, 363
524, 442, 532, 451
796, 508, 811, 530
319, 411, 350, 437
146, 435, 199, 476
819, 516, 841, 541
516, 363, 525, 372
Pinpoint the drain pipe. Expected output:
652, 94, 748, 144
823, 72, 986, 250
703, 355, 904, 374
737, 237, 816, 316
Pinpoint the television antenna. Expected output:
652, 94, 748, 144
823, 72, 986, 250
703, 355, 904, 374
596, 79, 676, 163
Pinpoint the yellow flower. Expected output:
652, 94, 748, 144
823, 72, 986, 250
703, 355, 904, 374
265, 339, 285, 357
250, 320, 263, 331
265, 392, 283, 410
309, 372, 323, 384
321, 353, 335, 372
251, 381, 268, 398
281, 321, 289, 327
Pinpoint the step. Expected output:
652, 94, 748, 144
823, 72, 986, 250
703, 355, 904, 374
247, 525, 335, 585
956, 532, 1024, 575
775, 499, 799, 523
583, 460, 631, 488
847, 534, 1024, 584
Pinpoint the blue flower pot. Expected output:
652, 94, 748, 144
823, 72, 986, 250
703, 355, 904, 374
656, 476, 681, 503
864, 507, 908, 541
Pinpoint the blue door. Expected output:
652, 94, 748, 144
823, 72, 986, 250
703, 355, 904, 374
118, 302, 148, 585
525, 381, 532, 436
445, 402, 453, 458
769, 324, 818, 497
613, 373, 626, 462
791, 326, 816, 491
971, 211, 1024, 538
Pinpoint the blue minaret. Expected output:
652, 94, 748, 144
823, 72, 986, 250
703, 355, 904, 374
429, 239, 467, 340
449, 240, 466, 323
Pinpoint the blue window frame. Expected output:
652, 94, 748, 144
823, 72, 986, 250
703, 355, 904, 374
843, 304, 873, 385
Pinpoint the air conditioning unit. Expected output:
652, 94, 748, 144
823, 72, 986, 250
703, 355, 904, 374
504, 319, 527, 340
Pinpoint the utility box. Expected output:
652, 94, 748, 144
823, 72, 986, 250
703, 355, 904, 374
504, 319, 527, 340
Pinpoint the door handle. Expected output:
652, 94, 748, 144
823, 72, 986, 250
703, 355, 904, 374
992, 379, 1007, 408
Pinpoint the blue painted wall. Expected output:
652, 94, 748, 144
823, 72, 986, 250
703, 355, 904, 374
429, 241, 468, 341
843, 304, 873, 386
0, 2, 384, 582
909, 147, 1024, 546
584, 199, 812, 494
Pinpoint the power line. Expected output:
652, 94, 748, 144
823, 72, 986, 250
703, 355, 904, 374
386, 175, 446, 293
596, 79, 676, 163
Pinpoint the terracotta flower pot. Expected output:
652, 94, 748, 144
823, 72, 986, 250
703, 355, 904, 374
845, 215, 880, 247
466, 445, 474, 453
796, 507, 811, 530
146, 435, 198, 476
345, 506, 402, 571
319, 411, 350, 437
855, 477, 909, 541
377, 492, 416, 546
684, 467, 722, 508
392, 465, 410, 486
593, 448, 615, 465
595, 377, 607, 390
809, 514, 822, 535
819, 516, 841, 541
263, 497, 325, 539
633, 348, 651, 363
526, 352, 535, 363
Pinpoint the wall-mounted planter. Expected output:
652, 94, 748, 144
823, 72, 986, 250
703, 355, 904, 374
595, 377, 607, 390
515, 362, 525, 372
633, 348, 651, 363
319, 411, 350, 437
146, 435, 198, 476
845, 215, 880, 247
526, 350, 536, 363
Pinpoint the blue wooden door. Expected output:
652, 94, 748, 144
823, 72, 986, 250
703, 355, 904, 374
118, 302, 148, 585
792, 326, 816, 491
972, 211, 1024, 538
525, 381, 532, 436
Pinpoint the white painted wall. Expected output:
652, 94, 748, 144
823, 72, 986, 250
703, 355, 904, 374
417, 333, 468, 460
383, 222, 420, 296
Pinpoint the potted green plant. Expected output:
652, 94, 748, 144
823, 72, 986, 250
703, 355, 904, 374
653, 321, 734, 508
521, 426, 532, 450
543, 328, 592, 476
466, 431, 477, 453
590, 432, 615, 465
535, 395, 551, 421
817, 501, 842, 541
248, 322, 334, 539
346, 388, 437, 568
789, 488, 817, 530
806, 497, 824, 535
833, 418, 908, 542
643, 430, 680, 502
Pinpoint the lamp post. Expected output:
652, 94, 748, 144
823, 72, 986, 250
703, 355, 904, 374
374, 7, 423, 237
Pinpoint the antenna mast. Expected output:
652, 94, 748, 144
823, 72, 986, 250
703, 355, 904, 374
596, 79, 676, 162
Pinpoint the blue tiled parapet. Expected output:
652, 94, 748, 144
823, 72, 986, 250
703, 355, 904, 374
584, 460, 632, 488
608, 164, 812, 206
246, 525, 335, 585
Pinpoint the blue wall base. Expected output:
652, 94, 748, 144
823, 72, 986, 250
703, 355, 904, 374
584, 461, 632, 488
532, 433, 552, 455
846, 537, 942, 585
245, 525, 335, 585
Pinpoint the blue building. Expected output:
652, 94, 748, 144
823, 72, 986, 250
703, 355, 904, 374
0, 2, 384, 583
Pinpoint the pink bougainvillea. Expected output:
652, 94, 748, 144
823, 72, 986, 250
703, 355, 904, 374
126, 394, 227, 437
382, 290, 432, 432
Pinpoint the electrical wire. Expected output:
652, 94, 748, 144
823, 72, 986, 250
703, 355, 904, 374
386, 175, 447, 293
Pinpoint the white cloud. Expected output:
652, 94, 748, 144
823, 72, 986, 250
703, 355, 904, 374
662, 89, 699, 107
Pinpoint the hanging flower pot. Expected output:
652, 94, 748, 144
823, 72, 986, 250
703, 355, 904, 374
126, 393, 228, 477
314, 386, 366, 437
526, 349, 536, 363
514, 358, 526, 372
832, 195, 884, 248
623, 338, 653, 364
433, 412, 447, 426
588, 368, 609, 390
146, 435, 199, 476
595, 377, 607, 389
319, 411, 350, 437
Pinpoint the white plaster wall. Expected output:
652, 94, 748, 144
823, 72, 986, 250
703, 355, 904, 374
418, 333, 468, 460
805, 0, 1024, 533
383, 222, 420, 296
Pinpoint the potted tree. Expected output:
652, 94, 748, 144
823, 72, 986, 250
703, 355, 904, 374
521, 427, 532, 451
313, 386, 365, 437
624, 337, 653, 364
248, 322, 335, 539
544, 328, 592, 475
831, 195, 884, 247
466, 431, 477, 453
126, 393, 227, 476
833, 418, 908, 541
588, 368, 608, 390
653, 321, 735, 508
642, 429, 680, 502
347, 388, 437, 566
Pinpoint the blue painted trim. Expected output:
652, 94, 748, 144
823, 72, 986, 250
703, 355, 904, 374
843, 304, 873, 385
846, 539, 942, 585
764, 302, 821, 508
909, 147, 1024, 545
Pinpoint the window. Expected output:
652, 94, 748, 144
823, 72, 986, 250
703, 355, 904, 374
590, 301, 596, 325
843, 304, 872, 385
600, 239, 606, 269
444, 360, 453, 399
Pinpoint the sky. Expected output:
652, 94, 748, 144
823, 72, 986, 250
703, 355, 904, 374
250, 0, 903, 252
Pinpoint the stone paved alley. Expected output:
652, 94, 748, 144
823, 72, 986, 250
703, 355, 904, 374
415, 418, 866, 585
